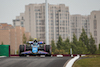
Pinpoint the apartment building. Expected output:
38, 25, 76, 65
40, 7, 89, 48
70, 15, 82, 41
0, 23, 30, 54
90, 10, 100, 48
13, 13, 25, 27
82, 16, 90, 37
70, 11, 100, 48
70, 15, 90, 41
24, 3, 71, 43
12, 3, 100, 48
0, 23, 13, 29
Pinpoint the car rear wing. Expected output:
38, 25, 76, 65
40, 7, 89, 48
27, 41, 45, 44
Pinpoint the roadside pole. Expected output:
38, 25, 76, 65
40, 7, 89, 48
45, 0, 49, 45
70, 48, 73, 57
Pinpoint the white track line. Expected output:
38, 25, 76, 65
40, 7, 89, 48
0, 56, 6, 58
66, 55, 80, 67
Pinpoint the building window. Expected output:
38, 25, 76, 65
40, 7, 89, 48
39, 23, 41, 25
38, 9, 40, 11
51, 27, 53, 29
66, 10, 68, 12
21, 22, 23, 27
29, 8, 30, 11
51, 17, 53, 19
94, 30, 97, 36
94, 15, 96, 18
94, 38, 97, 43
94, 20, 97, 29
56, 14, 58, 16
14, 22, 15, 26
22, 17, 24, 20
51, 30, 53, 32
51, 20, 53, 22
51, 13, 53, 15
36, 20, 38, 22
39, 16, 41, 18
35, 13, 38, 15
56, 20, 59, 22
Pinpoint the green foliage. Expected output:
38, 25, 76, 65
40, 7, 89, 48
73, 33, 77, 45
63, 38, 71, 54
71, 34, 88, 54
73, 55, 100, 67
88, 34, 97, 54
54, 49, 67, 54
95, 44, 100, 54
16, 50, 19, 54
1, 42, 4, 45
56, 35, 63, 49
23, 34, 27, 44
51, 40, 56, 53
75, 41, 88, 54
79, 29, 97, 54
51, 36, 70, 54
99, 44, 100, 50
79, 28, 89, 47
50, 28, 98, 54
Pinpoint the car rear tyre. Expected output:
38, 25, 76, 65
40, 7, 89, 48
45, 45, 51, 56
19, 45, 24, 56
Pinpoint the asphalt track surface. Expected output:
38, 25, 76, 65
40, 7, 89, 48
0, 57, 71, 67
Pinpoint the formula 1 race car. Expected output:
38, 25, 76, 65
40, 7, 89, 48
19, 39, 51, 57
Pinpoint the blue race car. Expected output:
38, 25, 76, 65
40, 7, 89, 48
19, 39, 51, 56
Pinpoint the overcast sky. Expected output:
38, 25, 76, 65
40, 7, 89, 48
0, 0, 100, 25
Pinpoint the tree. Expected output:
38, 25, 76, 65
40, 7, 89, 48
76, 41, 88, 54
63, 38, 71, 54
51, 40, 56, 54
54, 49, 67, 54
70, 42, 77, 54
95, 44, 100, 54
71, 33, 88, 54
1, 42, 4, 45
99, 44, 100, 50
79, 28, 89, 47
88, 34, 97, 54
97, 44, 100, 54
71, 34, 78, 54
56, 35, 63, 49
73, 33, 78, 45
23, 34, 27, 44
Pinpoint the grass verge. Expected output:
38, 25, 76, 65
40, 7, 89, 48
73, 55, 100, 67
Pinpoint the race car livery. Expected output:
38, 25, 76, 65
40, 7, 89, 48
19, 40, 51, 56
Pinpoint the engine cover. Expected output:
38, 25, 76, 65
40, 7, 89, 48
32, 46, 38, 53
